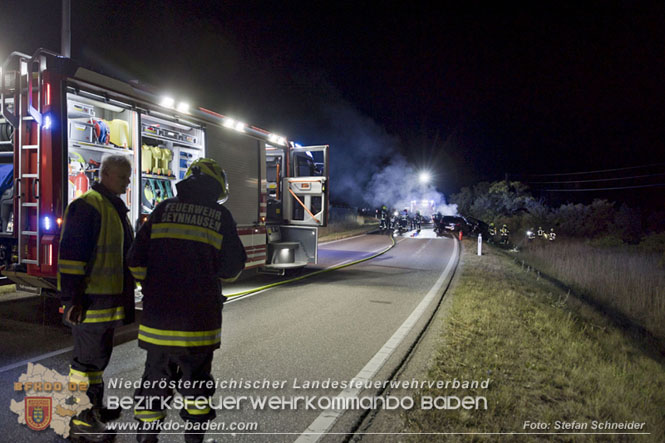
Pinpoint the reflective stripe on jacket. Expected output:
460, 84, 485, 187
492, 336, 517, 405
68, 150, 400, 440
138, 324, 222, 348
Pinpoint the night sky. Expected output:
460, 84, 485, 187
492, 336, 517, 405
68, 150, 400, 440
2, 2, 664, 207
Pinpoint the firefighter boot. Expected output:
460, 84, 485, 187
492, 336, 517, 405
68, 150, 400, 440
69, 408, 115, 442
98, 406, 122, 423
184, 430, 203, 443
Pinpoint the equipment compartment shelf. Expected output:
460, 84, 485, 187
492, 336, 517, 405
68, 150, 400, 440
143, 174, 176, 180
69, 141, 133, 155
141, 132, 202, 149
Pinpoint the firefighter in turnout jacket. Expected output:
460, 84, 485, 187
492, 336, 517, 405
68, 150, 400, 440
128, 158, 247, 443
488, 222, 497, 237
58, 155, 135, 442
500, 223, 510, 244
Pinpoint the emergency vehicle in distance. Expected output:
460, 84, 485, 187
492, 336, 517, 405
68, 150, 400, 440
0, 49, 329, 291
410, 199, 436, 223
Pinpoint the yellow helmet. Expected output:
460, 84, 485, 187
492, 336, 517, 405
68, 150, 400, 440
185, 157, 229, 203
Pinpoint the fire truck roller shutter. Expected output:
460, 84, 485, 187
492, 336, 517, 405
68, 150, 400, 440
204, 126, 260, 225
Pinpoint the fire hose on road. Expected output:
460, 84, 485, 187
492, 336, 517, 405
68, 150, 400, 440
225, 234, 398, 299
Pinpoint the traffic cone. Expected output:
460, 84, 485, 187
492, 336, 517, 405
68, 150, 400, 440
459, 231, 463, 241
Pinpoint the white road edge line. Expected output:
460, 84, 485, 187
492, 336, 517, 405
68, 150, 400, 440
295, 237, 459, 443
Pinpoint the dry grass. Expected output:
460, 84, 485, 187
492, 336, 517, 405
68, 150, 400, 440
403, 240, 665, 442
518, 240, 665, 342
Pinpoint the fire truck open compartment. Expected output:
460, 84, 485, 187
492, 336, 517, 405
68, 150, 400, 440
139, 113, 204, 220
65, 91, 205, 228
1, 49, 330, 287
65, 91, 138, 224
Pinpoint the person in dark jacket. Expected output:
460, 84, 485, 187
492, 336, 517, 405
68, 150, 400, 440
58, 154, 135, 442
128, 158, 247, 443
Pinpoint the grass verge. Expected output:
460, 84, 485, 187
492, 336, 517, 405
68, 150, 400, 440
516, 240, 665, 343
403, 240, 665, 442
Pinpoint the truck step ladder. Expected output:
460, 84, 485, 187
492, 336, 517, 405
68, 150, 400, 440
1, 52, 42, 266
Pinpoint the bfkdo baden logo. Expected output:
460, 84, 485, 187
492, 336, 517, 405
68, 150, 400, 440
11, 363, 92, 438
25, 397, 52, 431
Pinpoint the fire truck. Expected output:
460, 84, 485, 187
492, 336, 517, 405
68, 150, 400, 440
0, 49, 329, 291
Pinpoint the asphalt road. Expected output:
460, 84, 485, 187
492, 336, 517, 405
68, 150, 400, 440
0, 228, 458, 442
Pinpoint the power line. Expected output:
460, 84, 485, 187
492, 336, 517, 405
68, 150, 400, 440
525, 162, 665, 177
529, 171, 665, 185
542, 182, 665, 192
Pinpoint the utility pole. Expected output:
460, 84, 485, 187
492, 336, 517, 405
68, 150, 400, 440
61, 0, 71, 57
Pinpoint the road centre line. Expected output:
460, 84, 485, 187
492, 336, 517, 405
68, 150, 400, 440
295, 237, 459, 443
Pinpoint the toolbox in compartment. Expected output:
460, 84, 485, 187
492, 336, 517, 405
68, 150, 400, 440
67, 101, 95, 119
69, 120, 94, 143
160, 128, 179, 140
143, 124, 159, 137
181, 134, 197, 144
142, 122, 198, 146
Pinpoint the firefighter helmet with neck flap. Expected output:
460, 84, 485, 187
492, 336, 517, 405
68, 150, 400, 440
185, 157, 229, 203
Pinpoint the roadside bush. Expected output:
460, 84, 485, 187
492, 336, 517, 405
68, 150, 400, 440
646, 210, 665, 233
552, 199, 616, 238
639, 232, 665, 253
613, 203, 642, 243
452, 180, 660, 243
